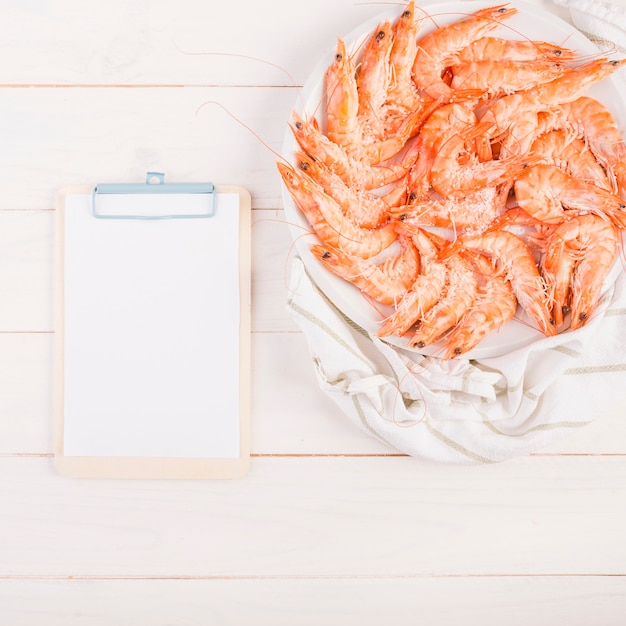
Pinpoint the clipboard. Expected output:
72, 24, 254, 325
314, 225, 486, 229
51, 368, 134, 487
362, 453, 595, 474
54, 173, 252, 479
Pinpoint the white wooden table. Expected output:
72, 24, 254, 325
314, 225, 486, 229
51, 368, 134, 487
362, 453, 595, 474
2, 0, 626, 623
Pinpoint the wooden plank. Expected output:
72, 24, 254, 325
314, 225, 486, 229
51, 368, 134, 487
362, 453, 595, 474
0, 211, 54, 332
0, 334, 54, 455
0, 87, 297, 211
251, 210, 299, 333
0, 0, 390, 86
0, 576, 624, 625
1, 456, 626, 577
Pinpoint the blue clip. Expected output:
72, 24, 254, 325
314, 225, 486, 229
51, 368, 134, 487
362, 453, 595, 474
92, 172, 216, 220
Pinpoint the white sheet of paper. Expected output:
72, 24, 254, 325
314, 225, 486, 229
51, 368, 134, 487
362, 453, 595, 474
62, 192, 241, 458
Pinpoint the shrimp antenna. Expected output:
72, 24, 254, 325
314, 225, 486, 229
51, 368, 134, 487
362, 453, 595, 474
617, 229, 626, 274
390, 356, 429, 428
174, 45, 302, 87
175, 44, 314, 119
195, 99, 290, 164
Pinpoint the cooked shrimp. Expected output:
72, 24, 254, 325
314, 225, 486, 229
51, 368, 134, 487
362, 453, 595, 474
529, 129, 612, 191
356, 20, 394, 130
450, 60, 566, 97
277, 161, 398, 258
429, 130, 525, 198
325, 28, 430, 154
386, 0, 425, 112
391, 185, 503, 232
383, 2, 441, 138
543, 96, 626, 199
478, 90, 540, 160
325, 38, 360, 150
290, 111, 352, 179
455, 36, 577, 63
376, 224, 447, 337
570, 240, 619, 330
545, 214, 619, 330
376, 262, 448, 337
443, 229, 556, 336
290, 110, 417, 191
538, 220, 576, 328
531, 58, 626, 104
406, 101, 485, 199
441, 252, 517, 359
479, 58, 626, 159
412, 4, 519, 101
295, 151, 401, 228
418, 100, 479, 143
514, 163, 626, 227
407, 254, 478, 350
544, 244, 576, 329
310, 234, 420, 306
353, 103, 433, 165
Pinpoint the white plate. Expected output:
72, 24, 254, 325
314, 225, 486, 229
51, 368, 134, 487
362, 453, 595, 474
281, 0, 626, 359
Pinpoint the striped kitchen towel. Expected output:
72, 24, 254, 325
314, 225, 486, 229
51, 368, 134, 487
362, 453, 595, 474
552, 0, 626, 55
288, 257, 626, 463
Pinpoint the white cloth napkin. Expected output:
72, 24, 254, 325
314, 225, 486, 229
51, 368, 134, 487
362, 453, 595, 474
286, 1, 626, 463
288, 259, 626, 463
553, 0, 626, 53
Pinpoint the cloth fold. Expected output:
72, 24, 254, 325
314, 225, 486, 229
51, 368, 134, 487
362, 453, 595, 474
286, 1, 626, 463
552, 0, 626, 53
288, 258, 626, 463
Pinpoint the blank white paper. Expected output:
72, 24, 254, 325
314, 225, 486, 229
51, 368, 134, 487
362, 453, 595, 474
62, 192, 241, 458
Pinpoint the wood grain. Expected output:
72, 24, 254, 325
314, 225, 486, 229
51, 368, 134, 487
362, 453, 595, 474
0, 87, 297, 210
0, 0, 622, 621
0, 577, 625, 625
1, 456, 626, 578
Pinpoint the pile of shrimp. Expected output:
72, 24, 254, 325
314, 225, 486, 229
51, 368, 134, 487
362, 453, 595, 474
278, 1, 626, 360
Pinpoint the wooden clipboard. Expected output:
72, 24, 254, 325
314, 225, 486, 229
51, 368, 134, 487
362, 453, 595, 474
54, 175, 251, 479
